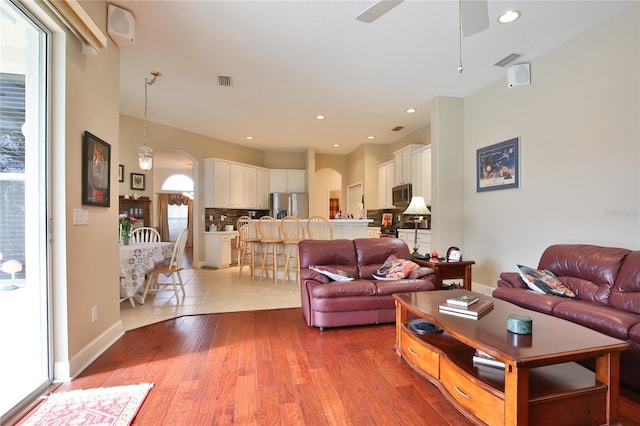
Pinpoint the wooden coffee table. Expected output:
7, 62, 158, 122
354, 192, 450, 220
394, 290, 628, 426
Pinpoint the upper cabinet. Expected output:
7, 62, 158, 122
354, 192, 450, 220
377, 160, 395, 208
394, 144, 426, 186
269, 169, 306, 193
204, 158, 272, 208
411, 145, 432, 204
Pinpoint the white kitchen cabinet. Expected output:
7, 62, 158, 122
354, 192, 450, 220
269, 169, 306, 193
257, 168, 270, 208
411, 145, 432, 204
243, 166, 257, 208
394, 144, 425, 186
377, 161, 395, 208
367, 227, 381, 238
397, 229, 431, 256
203, 158, 231, 208
204, 231, 238, 268
230, 163, 244, 207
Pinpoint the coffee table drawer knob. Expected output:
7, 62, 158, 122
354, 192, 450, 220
454, 385, 471, 399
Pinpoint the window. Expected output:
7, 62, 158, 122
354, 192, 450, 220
1, 0, 50, 420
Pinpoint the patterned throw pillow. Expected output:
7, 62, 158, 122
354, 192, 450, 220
373, 259, 419, 280
517, 265, 578, 299
309, 265, 354, 282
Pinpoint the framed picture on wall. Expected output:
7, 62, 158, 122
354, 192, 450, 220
81, 131, 111, 207
118, 164, 124, 182
130, 173, 145, 190
476, 137, 520, 192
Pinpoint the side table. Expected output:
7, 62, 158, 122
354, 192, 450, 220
413, 259, 475, 290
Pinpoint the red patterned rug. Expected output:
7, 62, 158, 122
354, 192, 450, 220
19, 383, 153, 425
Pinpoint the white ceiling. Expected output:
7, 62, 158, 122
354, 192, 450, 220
113, 0, 633, 157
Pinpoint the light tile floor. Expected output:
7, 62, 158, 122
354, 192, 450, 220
120, 264, 302, 330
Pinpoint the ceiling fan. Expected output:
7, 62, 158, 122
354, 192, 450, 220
356, 0, 490, 73
356, 0, 490, 38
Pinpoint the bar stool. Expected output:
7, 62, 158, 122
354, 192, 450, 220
281, 216, 305, 284
237, 216, 262, 279
307, 215, 333, 240
258, 216, 285, 282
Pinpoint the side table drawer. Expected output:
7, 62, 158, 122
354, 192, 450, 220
440, 357, 504, 425
401, 327, 439, 378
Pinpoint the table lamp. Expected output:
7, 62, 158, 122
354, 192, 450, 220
402, 196, 431, 257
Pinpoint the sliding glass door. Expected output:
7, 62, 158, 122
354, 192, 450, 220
0, 0, 51, 420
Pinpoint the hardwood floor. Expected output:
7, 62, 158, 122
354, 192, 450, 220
20, 308, 640, 425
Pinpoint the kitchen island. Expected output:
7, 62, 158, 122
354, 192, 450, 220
326, 219, 373, 239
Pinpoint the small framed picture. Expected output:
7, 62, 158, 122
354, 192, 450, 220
382, 212, 393, 227
130, 173, 145, 190
118, 164, 124, 182
81, 131, 111, 207
477, 137, 519, 192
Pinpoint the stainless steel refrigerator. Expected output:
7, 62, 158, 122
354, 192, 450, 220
270, 192, 309, 219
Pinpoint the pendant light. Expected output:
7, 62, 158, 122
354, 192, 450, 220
138, 71, 161, 171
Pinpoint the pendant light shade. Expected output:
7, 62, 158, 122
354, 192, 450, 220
138, 71, 161, 171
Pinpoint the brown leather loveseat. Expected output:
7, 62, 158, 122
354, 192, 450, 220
493, 244, 640, 390
298, 238, 436, 331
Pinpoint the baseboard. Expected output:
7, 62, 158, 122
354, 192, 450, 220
53, 320, 125, 382
471, 282, 495, 296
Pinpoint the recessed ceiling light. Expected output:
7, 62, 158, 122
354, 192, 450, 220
315, 115, 326, 120
333, 144, 340, 147
367, 136, 375, 140
406, 108, 417, 114
498, 9, 521, 24
245, 136, 253, 140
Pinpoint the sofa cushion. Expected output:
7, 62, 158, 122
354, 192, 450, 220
374, 279, 436, 296
310, 265, 354, 282
492, 287, 564, 315
610, 251, 640, 315
517, 265, 578, 299
310, 280, 377, 298
552, 300, 639, 340
538, 244, 630, 303
299, 239, 359, 277
353, 238, 412, 279
374, 258, 419, 280
630, 323, 640, 345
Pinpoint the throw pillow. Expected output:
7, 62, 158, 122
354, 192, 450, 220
517, 265, 578, 299
373, 259, 419, 280
309, 265, 354, 282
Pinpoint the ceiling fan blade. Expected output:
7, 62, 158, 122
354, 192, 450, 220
356, 0, 404, 23
460, 0, 489, 37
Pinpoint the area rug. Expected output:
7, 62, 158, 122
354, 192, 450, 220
20, 382, 154, 426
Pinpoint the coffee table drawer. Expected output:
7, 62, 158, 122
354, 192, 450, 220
440, 357, 504, 425
401, 327, 439, 378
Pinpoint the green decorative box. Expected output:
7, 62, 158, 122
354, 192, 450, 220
507, 314, 532, 334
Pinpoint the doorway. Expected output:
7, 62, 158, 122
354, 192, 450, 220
347, 182, 363, 219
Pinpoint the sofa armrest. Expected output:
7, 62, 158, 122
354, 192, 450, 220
497, 272, 528, 289
300, 267, 330, 284
408, 266, 435, 280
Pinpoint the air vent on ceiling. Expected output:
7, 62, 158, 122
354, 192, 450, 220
494, 53, 522, 67
392, 126, 404, 132
218, 75, 233, 87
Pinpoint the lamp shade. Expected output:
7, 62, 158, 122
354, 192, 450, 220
138, 145, 153, 171
402, 196, 431, 215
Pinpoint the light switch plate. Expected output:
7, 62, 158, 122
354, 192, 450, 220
73, 208, 89, 225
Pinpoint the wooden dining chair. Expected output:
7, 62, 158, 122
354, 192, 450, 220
281, 216, 305, 284
258, 216, 284, 282
307, 215, 333, 240
236, 216, 262, 279
142, 228, 188, 302
129, 226, 160, 243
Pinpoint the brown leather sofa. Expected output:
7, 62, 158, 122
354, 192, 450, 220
298, 238, 436, 330
493, 244, 640, 390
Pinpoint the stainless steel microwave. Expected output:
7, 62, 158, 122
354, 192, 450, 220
392, 183, 412, 207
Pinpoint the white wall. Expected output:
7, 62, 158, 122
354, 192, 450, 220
463, 4, 640, 286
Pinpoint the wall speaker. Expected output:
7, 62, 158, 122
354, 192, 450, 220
107, 4, 135, 48
507, 63, 530, 89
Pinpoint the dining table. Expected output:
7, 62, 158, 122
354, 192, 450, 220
119, 241, 173, 307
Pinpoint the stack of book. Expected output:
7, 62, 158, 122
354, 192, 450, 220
438, 295, 494, 319
472, 349, 505, 369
